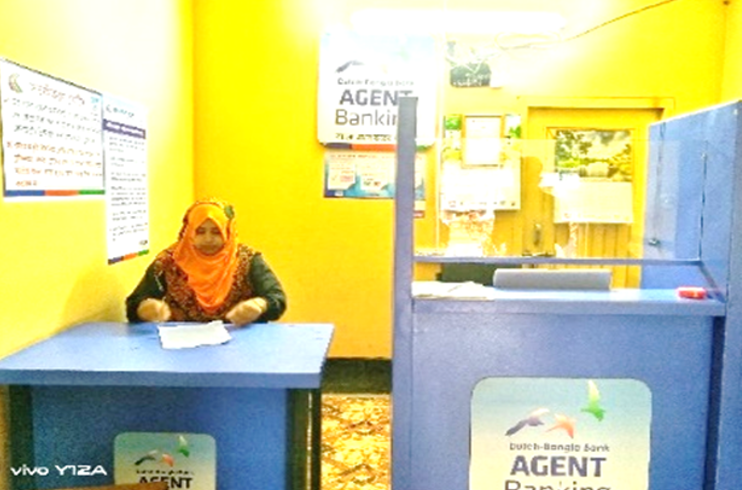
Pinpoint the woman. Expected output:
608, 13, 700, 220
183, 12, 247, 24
126, 198, 286, 326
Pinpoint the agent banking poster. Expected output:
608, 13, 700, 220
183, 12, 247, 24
317, 31, 436, 146
470, 378, 651, 490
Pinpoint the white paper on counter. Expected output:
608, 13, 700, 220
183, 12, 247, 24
157, 320, 232, 349
412, 281, 496, 300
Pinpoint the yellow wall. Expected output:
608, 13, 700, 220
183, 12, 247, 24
193, 0, 395, 357
0, 0, 195, 358
722, 0, 742, 100
193, 0, 727, 358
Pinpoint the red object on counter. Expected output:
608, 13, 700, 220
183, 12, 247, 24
677, 287, 708, 300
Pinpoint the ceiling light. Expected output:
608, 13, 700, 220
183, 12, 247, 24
350, 9, 566, 36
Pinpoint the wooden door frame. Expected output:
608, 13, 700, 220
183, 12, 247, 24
516, 96, 673, 286
515, 96, 675, 118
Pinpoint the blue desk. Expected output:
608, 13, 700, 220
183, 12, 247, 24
394, 288, 724, 490
0, 322, 334, 490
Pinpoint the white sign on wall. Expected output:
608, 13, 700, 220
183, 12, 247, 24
0, 58, 104, 198
102, 94, 149, 264
317, 31, 437, 146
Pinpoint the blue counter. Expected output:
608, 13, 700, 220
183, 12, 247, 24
0, 322, 334, 490
396, 289, 723, 490
414, 287, 725, 316
391, 98, 742, 490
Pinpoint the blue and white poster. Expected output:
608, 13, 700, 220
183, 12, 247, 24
114, 432, 216, 490
0, 58, 104, 198
103, 94, 149, 264
317, 31, 437, 146
470, 378, 651, 490
323, 150, 425, 200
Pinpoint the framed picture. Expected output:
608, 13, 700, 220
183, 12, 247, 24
551, 128, 632, 181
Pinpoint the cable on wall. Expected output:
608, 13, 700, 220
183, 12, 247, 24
561, 0, 684, 43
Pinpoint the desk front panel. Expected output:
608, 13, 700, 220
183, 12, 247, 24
404, 311, 715, 490
13, 386, 289, 490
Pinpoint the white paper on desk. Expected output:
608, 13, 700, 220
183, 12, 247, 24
157, 320, 232, 349
412, 281, 496, 300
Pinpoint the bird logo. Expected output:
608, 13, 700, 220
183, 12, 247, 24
8, 73, 23, 93
502, 380, 609, 439
133, 434, 190, 467
505, 408, 550, 436
176, 434, 190, 457
134, 450, 175, 467
580, 380, 607, 421
546, 414, 576, 439
335, 60, 365, 73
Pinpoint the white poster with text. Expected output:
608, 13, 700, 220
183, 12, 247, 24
0, 58, 104, 198
103, 94, 149, 264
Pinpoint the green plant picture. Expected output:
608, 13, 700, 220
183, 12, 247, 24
553, 129, 633, 182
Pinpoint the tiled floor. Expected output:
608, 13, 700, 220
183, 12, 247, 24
321, 394, 390, 490
320, 360, 391, 490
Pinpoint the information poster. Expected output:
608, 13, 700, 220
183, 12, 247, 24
440, 161, 520, 211
0, 58, 104, 198
103, 94, 149, 264
324, 149, 425, 201
114, 432, 216, 490
470, 378, 651, 490
441, 113, 522, 211
317, 31, 437, 146
463, 115, 503, 166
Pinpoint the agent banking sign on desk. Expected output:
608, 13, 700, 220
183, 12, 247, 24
470, 378, 650, 490
114, 432, 216, 489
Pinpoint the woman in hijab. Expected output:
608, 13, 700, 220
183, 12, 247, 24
126, 198, 286, 326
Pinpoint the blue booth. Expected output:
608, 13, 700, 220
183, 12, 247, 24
392, 99, 742, 490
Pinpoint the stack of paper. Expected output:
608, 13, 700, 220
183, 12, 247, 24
157, 320, 232, 349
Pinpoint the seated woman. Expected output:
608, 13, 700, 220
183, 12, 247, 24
126, 198, 286, 326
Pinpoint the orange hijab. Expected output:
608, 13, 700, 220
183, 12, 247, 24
172, 199, 239, 312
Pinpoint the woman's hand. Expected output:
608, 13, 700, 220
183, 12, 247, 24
137, 298, 172, 322
225, 298, 268, 327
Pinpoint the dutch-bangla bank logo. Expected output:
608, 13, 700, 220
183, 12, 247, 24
133, 434, 195, 487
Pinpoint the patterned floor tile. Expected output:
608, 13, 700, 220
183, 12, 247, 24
321, 394, 390, 490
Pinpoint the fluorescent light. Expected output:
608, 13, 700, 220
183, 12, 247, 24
350, 9, 566, 35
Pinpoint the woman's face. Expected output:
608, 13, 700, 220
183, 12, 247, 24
193, 218, 225, 255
